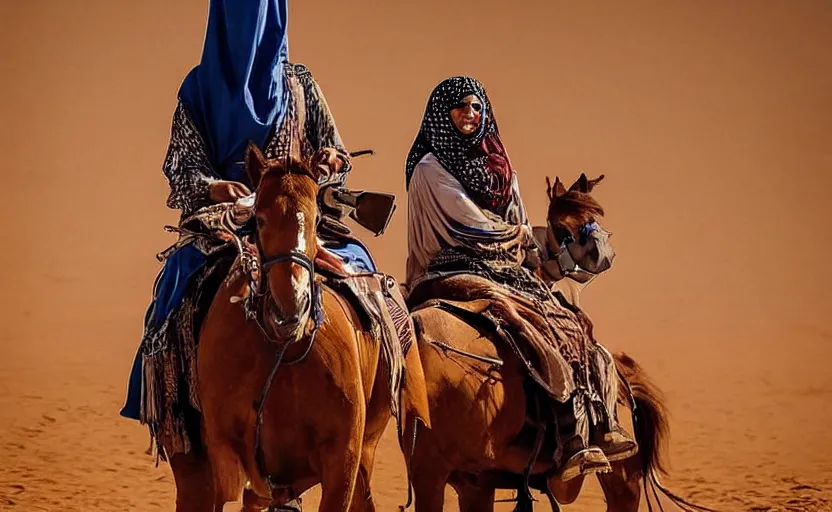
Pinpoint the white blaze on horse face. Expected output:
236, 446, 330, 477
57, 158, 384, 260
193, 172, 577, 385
295, 211, 307, 252
291, 210, 311, 314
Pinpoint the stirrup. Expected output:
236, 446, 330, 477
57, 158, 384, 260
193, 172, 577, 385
558, 447, 612, 482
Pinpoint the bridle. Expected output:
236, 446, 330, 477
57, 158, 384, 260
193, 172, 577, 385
243, 163, 324, 346
543, 218, 602, 285
244, 163, 327, 499
252, 248, 322, 346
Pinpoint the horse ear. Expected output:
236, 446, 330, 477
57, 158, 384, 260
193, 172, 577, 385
586, 174, 605, 192
245, 142, 268, 190
553, 177, 567, 198
546, 177, 567, 200
569, 173, 590, 193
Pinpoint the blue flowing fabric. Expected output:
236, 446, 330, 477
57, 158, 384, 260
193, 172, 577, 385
122, 0, 376, 421
120, 245, 207, 420
179, 0, 290, 184
121, 0, 289, 420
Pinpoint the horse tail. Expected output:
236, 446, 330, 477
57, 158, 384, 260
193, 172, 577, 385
614, 352, 717, 512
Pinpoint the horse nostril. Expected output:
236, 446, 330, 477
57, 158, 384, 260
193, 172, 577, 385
279, 314, 300, 326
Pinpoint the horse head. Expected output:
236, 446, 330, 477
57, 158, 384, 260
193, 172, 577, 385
245, 142, 320, 342
542, 173, 614, 283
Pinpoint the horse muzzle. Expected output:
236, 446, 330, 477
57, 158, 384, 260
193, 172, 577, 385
265, 288, 311, 342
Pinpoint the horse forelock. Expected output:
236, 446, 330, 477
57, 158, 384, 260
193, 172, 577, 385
258, 170, 317, 208
547, 190, 605, 237
254, 160, 319, 257
255, 154, 318, 219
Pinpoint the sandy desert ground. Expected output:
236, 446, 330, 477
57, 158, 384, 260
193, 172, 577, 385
1, 1, 831, 510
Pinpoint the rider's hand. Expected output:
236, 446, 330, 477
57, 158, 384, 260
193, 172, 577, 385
523, 246, 543, 270
311, 148, 347, 180
209, 180, 251, 203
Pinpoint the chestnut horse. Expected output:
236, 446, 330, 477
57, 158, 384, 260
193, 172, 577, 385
169, 143, 430, 512
402, 174, 713, 512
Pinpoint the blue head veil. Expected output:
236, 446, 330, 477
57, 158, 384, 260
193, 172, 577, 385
178, 0, 290, 184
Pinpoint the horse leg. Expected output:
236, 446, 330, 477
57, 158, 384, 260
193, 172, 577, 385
241, 485, 272, 511
547, 474, 586, 506
348, 421, 388, 512
170, 451, 214, 512
318, 407, 365, 512
203, 435, 245, 512
452, 482, 495, 512
347, 458, 374, 512
318, 440, 362, 511
409, 467, 449, 512
597, 456, 642, 512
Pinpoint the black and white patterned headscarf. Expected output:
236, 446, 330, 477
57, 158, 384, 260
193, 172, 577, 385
405, 76, 514, 215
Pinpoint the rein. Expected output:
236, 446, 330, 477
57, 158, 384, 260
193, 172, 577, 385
252, 249, 320, 345
249, 243, 324, 497
247, 166, 326, 498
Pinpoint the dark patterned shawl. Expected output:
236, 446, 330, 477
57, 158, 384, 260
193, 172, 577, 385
405, 76, 514, 216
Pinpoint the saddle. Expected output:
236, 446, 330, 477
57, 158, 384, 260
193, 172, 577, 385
316, 221, 414, 356
408, 274, 577, 403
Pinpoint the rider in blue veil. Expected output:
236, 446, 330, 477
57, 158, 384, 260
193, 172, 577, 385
120, 0, 376, 462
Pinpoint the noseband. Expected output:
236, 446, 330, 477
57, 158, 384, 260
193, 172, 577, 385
249, 163, 325, 345
545, 220, 602, 284
260, 250, 315, 274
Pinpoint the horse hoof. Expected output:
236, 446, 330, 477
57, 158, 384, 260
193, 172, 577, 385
269, 498, 302, 512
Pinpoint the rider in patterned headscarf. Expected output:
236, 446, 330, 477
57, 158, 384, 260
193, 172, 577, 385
405, 76, 514, 216
404, 76, 638, 484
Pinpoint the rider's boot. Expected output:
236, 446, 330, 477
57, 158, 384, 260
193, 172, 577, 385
595, 423, 638, 463
591, 345, 638, 463
556, 395, 611, 482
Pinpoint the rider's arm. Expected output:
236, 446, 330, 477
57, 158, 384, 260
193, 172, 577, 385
162, 103, 220, 217
506, 172, 537, 244
407, 154, 530, 283
505, 172, 543, 268
410, 155, 527, 248
298, 67, 353, 188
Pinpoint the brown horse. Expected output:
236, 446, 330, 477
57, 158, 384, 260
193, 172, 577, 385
402, 174, 712, 512
169, 143, 430, 512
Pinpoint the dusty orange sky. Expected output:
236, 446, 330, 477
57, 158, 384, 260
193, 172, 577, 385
1, 1, 831, 511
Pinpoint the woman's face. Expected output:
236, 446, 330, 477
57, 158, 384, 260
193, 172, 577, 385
449, 94, 483, 135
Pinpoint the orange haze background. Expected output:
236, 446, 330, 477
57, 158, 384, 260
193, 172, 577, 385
1, 1, 831, 510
